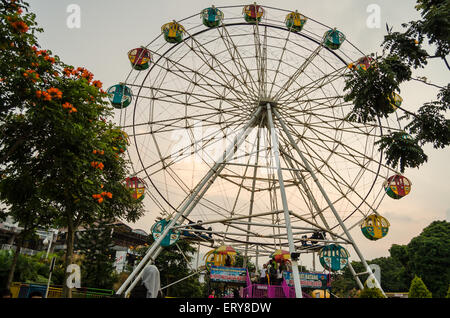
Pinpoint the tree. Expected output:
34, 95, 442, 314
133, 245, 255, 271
406, 220, 450, 297
0, 166, 56, 288
0, 250, 60, 286
0, 1, 59, 289
75, 219, 117, 290
344, 0, 449, 173
0, 0, 145, 297
408, 275, 432, 298
359, 286, 385, 298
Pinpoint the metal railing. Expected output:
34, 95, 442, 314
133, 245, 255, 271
9, 282, 114, 298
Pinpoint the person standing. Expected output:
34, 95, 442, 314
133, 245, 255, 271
259, 264, 267, 284
276, 266, 283, 285
208, 290, 215, 298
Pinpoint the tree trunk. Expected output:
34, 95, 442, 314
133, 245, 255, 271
62, 224, 75, 298
5, 237, 22, 289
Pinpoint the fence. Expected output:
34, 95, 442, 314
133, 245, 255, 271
9, 282, 114, 298
242, 281, 312, 298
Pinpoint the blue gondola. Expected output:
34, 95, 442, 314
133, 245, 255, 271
201, 6, 224, 28
107, 84, 132, 109
323, 28, 346, 50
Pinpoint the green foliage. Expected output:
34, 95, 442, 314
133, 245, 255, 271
359, 286, 385, 298
446, 284, 450, 298
0, 0, 46, 119
408, 275, 432, 298
344, 56, 411, 123
406, 221, 450, 298
0, 0, 145, 296
330, 261, 362, 297
344, 0, 449, 173
375, 131, 428, 173
412, 0, 450, 58
331, 221, 450, 297
75, 219, 118, 290
0, 250, 63, 286
383, 26, 429, 69
404, 85, 450, 148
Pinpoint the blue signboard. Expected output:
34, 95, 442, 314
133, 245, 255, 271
283, 272, 330, 288
210, 266, 247, 284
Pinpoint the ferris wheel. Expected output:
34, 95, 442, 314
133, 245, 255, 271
113, 4, 409, 298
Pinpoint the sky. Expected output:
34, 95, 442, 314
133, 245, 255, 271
24, 0, 449, 272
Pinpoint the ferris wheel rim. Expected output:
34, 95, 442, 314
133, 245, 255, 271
117, 6, 402, 243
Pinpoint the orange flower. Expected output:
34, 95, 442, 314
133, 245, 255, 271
44, 55, 56, 64
62, 102, 72, 109
106, 192, 112, 199
92, 150, 97, 154
47, 87, 62, 99
97, 197, 104, 204
63, 67, 74, 77
92, 80, 103, 89
11, 21, 29, 33
42, 91, 51, 101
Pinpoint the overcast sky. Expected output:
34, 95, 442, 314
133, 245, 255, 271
25, 0, 449, 270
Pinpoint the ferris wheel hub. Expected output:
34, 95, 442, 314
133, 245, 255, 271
258, 97, 277, 108
250, 98, 277, 127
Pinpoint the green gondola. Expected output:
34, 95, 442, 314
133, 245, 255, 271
151, 219, 180, 247
323, 28, 346, 50
319, 244, 349, 271
107, 84, 132, 109
201, 6, 224, 28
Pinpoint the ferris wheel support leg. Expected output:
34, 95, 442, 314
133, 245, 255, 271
283, 153, 364, 289
117, 245, 163, 297
117, 107, 262, 297
272, 109, 386, 297
266, 103, 303, 299
347, 262, 364, 290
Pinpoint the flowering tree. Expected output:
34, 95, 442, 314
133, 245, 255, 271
0, 0, 144, 297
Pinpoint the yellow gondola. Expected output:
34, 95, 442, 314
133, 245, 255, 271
161, 21, 186, 44
285, 10, 307, 32
360, 213, 390, 240
388, 92, 403, 112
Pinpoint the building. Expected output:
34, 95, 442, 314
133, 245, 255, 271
0, 217, 150, 272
